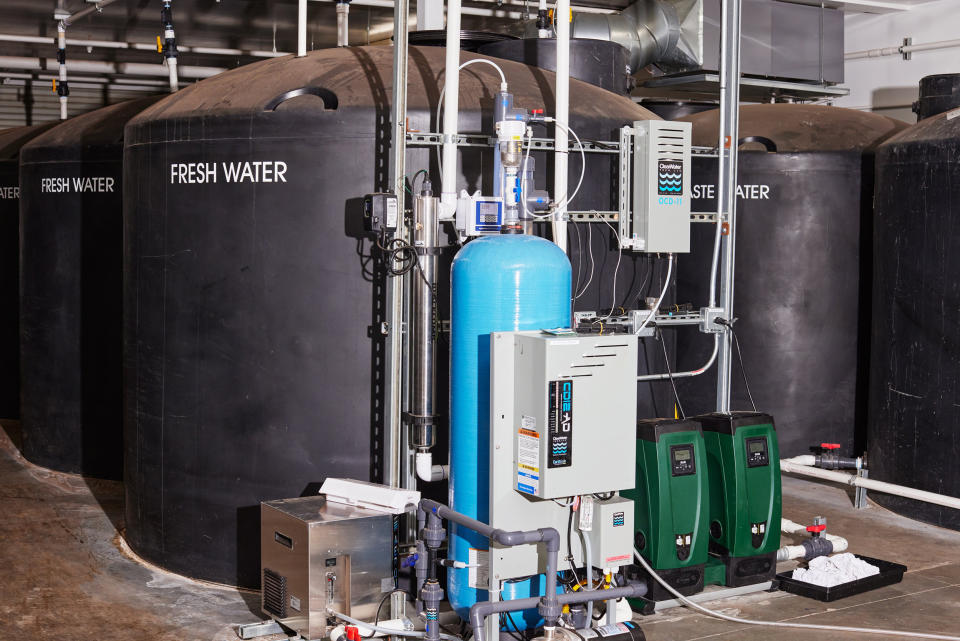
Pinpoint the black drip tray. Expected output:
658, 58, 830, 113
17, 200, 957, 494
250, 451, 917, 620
774, 555, 907, 602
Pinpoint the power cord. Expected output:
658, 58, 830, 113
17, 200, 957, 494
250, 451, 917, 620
656, 327, 686, 419
714, 317, 757, 412
632, 549, 960, 641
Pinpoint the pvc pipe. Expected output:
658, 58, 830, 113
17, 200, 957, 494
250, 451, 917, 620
846, 38, 960, 60
415, 452, 448, 482
330, 611, 459, 641
776, 518, 848, 562
552, 0, 570, 251
57, 23, 67, 120
162, 1, 178, 93
298, 0, 308, 56
336, 1, 350, 47
780, 460, 960, 512
440, 0, 462, 217
782, 455, 816, 467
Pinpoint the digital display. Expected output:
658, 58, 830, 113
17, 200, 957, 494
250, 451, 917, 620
745, 437, 769, 468
669, 444, 695, 476
476, 201, 501, 224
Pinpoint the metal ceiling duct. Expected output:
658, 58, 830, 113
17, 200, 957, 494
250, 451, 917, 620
571, 0, 843, 85
571, 0, 701, 74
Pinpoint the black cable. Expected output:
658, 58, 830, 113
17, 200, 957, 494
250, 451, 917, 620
504, 612, 527, 640
365, 589, 409, 638
658, 328, 686, 419
499, 614, 524, 641
730, 325, 758, 412
591, 492, 614, 501
715, 317, 758, 412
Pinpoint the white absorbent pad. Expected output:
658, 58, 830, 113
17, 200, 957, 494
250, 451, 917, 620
791, 553, 880, 588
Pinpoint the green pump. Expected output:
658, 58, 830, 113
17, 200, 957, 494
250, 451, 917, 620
695, 412, 782, 587
624, 418, 710, 609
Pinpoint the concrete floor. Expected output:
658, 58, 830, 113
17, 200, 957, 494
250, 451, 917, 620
1, 421, 958, 641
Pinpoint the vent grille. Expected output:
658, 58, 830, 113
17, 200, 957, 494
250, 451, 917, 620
263, 568, 288, 618
657, 127, 687, 160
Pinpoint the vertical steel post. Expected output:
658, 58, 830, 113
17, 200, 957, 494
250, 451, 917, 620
387, 0, 410, 489
715, 0, 742, 414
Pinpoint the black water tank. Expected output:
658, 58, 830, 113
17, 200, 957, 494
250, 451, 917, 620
913, 73, 960, 121
0, 124, 57, 420
870, 110, 960, 530
674, 105, 905, 457
639, 101, 717, 121
480, 38, 632, 95
123, 45, 654, 587
19, 97, 161, 479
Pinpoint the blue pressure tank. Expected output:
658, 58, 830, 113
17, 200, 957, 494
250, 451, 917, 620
449, 234, 571, 624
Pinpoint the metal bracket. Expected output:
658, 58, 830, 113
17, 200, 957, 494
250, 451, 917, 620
700, 307, 725, 333
692, 212, 719, 223
568, 211, 618, 222
237, 620, 293, 640
855, 468, 870, 509
902, 37, 912, 61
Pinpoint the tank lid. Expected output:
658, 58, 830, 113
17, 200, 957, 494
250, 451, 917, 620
0, 122, 58, 160
679, 104, 907, 152
913, 73, 960, 121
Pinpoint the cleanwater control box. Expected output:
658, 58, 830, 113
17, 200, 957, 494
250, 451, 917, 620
632, 120, 692, 253
504, 331, 637, 499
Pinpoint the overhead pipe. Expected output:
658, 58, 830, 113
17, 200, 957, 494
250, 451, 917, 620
160, 0, 178, 92
336, 0, 351, 47
307, 0, 616, 18
846, 38, 960, 60
56, 22, 68, 119
552, 0, 570, 251
0, 56, 225, 80
298, 0, 308, 56
0, 34, 288, 59
780, 458, 960, 512
440, 0, 463, 217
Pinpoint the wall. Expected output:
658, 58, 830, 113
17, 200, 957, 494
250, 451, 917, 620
836, 0, 960, 122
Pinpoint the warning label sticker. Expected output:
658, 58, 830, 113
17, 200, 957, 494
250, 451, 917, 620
517, 426, 540, 496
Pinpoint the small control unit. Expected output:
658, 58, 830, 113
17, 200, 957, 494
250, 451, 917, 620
508, 331, 638, 498
260, 495, 398, 640
629, 120, 692, 253
456, 191, 504, 237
